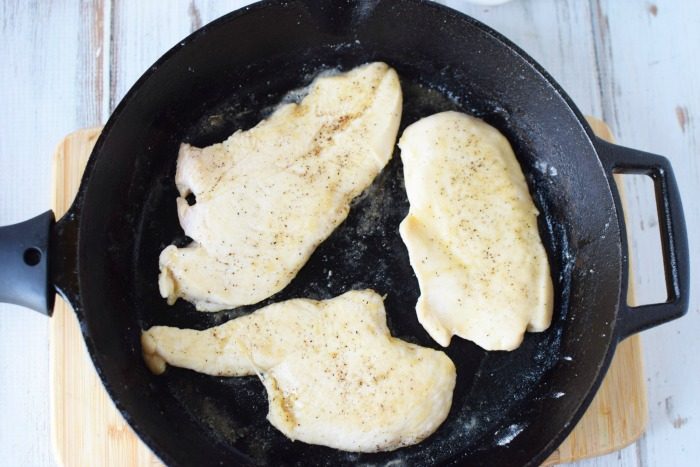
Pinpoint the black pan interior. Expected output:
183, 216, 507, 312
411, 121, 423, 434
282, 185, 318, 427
72, 1, 623, 465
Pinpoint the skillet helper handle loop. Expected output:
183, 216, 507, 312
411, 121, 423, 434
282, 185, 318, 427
596, 139, 690, 340
0, 210, 55, 316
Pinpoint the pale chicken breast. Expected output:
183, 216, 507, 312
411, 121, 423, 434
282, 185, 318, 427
399, 111, 553, 351
141, 290, 456, 452
159, 62, 402, 311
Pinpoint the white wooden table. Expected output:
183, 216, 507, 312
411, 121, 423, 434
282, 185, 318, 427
0, 1, 697, 466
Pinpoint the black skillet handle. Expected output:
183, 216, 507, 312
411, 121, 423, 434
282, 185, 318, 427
0, 210, 55, 316
596, 139, 690, 340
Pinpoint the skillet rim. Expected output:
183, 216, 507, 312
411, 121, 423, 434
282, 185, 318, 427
61, 1, 622, 465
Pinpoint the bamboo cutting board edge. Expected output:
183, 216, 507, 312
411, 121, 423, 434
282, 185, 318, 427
49, 118, 647, 467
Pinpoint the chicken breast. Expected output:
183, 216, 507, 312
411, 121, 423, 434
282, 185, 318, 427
399, 111, 553, 351
159, 62, 402, 311
142, 290, 456, 452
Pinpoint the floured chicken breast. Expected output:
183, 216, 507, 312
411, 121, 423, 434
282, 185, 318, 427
159, 62, 402, 311
142, 290, 456, 452
399, 111, 553, 351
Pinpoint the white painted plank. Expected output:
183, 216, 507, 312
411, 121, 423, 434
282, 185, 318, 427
0, 1, 105, 466
438, 0, 604, 117
109, 1, 254, 112
0, 2, 255, 466
596, 2, 700, 466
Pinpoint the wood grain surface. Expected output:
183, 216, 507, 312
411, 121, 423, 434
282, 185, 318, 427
1, 2, 697, 467
47, 120, 645, 467
48, 130, 161, 467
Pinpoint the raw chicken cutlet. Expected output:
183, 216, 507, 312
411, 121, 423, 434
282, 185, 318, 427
159, 62, 402, 311
399, 111, 553, 351
142, 290, 456, 453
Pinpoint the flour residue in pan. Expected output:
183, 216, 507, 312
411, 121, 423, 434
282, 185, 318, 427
494, 423, 526, 446
265, 66, 343, 114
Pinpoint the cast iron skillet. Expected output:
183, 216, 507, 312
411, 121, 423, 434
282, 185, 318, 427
0, 1, 689, 466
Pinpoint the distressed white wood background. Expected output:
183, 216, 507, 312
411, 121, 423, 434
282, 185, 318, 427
0, 1, 697, 466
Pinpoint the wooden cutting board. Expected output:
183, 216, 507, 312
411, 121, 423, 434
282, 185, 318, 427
49, 117, 647, 466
